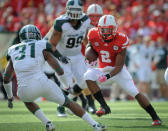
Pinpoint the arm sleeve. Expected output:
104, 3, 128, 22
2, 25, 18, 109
44, 42, 63, 59
117, 33, 129, 53
40, 40, 53, 54
54, 19, 62, 32
120, 34, 129, 49
53, 50, 63, 59
87, 28, 95, 42
45, 42, 53, 53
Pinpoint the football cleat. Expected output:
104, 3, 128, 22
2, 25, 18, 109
57, 106, 67, 117
46, 121, 55, 131
88, 106, 97, 114
8, 98, 13, 109
93, 123, 106, 131
96, 106, 111, 117
152, 120, 162, 126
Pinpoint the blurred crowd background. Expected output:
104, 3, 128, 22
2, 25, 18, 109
0, 0, 168, 101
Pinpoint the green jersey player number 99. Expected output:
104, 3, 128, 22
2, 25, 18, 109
66, 36, 83, 48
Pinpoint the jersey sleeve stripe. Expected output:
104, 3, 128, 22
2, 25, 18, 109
122, 36, 129, 46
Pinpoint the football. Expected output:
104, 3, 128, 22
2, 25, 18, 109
85, 46, 98, 63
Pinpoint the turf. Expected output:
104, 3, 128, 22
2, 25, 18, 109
0, 100, 167, 131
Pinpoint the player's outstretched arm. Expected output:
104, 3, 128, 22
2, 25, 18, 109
43, 50, 64, 76
98, 48, 127, 83
3, 59, 15, 109
109, 48, 126, 78
49, 29, 62, 51
48, 28, 70, 64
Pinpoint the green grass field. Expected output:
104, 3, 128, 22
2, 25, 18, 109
0, 100, 168, 131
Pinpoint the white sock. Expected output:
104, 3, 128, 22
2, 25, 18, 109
82, 112, 98, 126
34, 109, 50, 125
4, 82, 13, 98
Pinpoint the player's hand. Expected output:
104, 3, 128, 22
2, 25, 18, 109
8, 97, 14, 109
58, 56, 70, 64
98, 74, 111, 83
98, 75, 107, 83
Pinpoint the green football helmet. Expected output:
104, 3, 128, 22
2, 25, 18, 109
66, 0, 83, 20
19, 24, 42, 42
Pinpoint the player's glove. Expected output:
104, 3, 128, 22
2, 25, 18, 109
53, 50, 70, 64
8, 97, 13, 109
98, 74, 111, 83
58, 56, 70, 64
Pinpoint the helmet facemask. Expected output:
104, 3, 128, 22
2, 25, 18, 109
66, 6, 83, 20
28, 32, 42, 40
98, 15, 118, 42
87, 4, 103, 27
89, 14, 102, 27
98, 25, 117, 42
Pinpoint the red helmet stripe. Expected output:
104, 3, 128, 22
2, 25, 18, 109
94, 4, 97, 14
104, 16, 107, 24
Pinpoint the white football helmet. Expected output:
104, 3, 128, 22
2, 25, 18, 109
66, 0, 83, 20
98, 15, 118, 41
87, 4, 103, 26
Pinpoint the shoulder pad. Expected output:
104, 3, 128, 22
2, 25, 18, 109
6, 48, 11, 61
81, 14, 89, 22
54, 16, 69, 32
35, 40, 53, 53
117, 32, 129, 49
6, 45, 16, 61
87, 27, 98, 41
45, 42, 53, 53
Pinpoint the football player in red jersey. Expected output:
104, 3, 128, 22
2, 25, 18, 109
81, 4, 104, 114
84, 15, 161, 126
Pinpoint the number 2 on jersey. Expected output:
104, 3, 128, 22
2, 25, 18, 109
100, 50, 111, 63
15, 43, 35, 60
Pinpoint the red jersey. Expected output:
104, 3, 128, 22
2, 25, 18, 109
88, 27, 129, 68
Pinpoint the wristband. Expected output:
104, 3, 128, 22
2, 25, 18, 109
53, 50, 62, 59
3, 73, 11, 79
105, 74, 111, 80
55, 66, 63, 72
